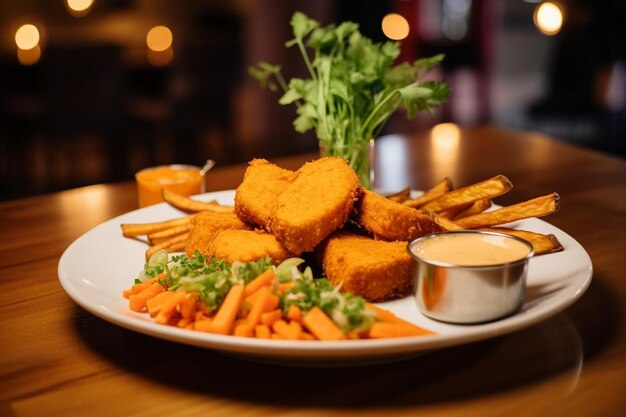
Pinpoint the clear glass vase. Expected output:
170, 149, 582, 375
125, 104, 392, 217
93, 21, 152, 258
319, 139, 375, 189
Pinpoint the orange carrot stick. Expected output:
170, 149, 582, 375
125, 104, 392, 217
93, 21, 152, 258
300, 331, 315, 341
254, 324, 271, 339
195, 311, 209, 322
199, 284, 245, 335
286, 304, 303, 322
288, 321, 303, 340
154, 292, 187, 324
260, 309, 282, 326
129, 282, 165, 312
245, 290, 261, 305
178, 292, 198, 319
245, 286, 280, 328
123, 275, 163, 298
368, 322, 433, 338
272, 320, 292, 339
244, 269, 276, 296
302, 307, 346, 341
194, 318, 213, 332
177, 318, 192, 328
146, 291, 175, 316
366, 303, 418, 327
234, 323, 254, 337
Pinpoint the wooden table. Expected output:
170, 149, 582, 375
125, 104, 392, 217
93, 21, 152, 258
1, 126, 625, 417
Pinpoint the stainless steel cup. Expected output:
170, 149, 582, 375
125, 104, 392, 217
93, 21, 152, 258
407, 231, 534, 324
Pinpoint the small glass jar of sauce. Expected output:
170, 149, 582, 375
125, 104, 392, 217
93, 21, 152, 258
135, 164, 205, 208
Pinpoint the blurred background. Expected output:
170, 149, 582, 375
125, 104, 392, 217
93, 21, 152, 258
0, 0, 624, 200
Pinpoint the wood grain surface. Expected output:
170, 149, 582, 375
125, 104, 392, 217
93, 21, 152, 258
1, 125, 625, 417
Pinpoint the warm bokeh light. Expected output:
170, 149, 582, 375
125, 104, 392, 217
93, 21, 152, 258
66, 0, 95, 17
381, 13, 410, 40
15, 24, 40, 50
431, 123, 461, 151
17, 45, 41, 65
147, 46, 174, 66
146, 26, 173, 52
430, 123, 461, 179
534, 2, 564, 36
59, 185, 113, 224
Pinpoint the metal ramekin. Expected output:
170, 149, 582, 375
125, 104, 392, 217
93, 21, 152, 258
407, 231, 534, 324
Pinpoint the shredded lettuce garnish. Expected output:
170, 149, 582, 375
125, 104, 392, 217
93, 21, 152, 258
281, 277, 376, 333
139, 251, 271, 313
138, 252, 375, 331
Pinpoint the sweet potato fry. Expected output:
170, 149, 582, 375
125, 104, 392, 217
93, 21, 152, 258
440, 198, 492, 219
452, 198, 493, 220
403, 177, 453, 208
162, 189, 234, 213
145, 232, 189, 260
147, 224, 192, 245
385, 187, 411, 203
420, 175, 512, 213
163, 238, 187, 254
479, 227, 564, 255
455, 193, 560, 229
437, 203, 471, 219
121, 216, 192, 237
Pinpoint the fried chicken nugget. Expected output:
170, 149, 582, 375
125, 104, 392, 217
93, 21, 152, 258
234, 159, 295, 228
353, 190, 460, 242
270, 157, 362, 254
185, 211, 250, 257
209, 229, 293, 265
318, 231, 413, 301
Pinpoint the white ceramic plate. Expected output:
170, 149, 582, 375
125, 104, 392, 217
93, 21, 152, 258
58, 190, 592, 365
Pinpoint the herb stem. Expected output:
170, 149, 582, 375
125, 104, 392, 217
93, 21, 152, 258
275, 71, 301, 109
358, 89, 400, 140
297, 40, 317, 81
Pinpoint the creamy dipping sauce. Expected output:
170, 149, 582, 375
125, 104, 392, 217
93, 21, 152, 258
411, 232, 532, 266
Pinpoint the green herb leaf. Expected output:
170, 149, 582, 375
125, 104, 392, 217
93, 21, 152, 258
278, 88, 302, 105
290, 11, 319, 40
414, 54, 445, 72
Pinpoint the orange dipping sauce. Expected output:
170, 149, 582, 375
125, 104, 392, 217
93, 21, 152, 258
135, 165, 205, 207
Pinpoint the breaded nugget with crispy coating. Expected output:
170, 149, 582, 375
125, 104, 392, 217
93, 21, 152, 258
185, 211, 250, 257
353, 190, 460, 242
270, 157, 361, 254
318, 231, 413, 301
234, 159, 295, 228
209, 229, 293, 265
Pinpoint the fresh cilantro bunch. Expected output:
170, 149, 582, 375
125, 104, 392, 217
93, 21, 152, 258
249, 11, 450, 150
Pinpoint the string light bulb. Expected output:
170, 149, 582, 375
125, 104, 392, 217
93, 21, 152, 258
15, 24, 40, 50
381, 14, 410, 40
66, 0, 94, 17
146, 26, 173, 52
534, 1, 564, 36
